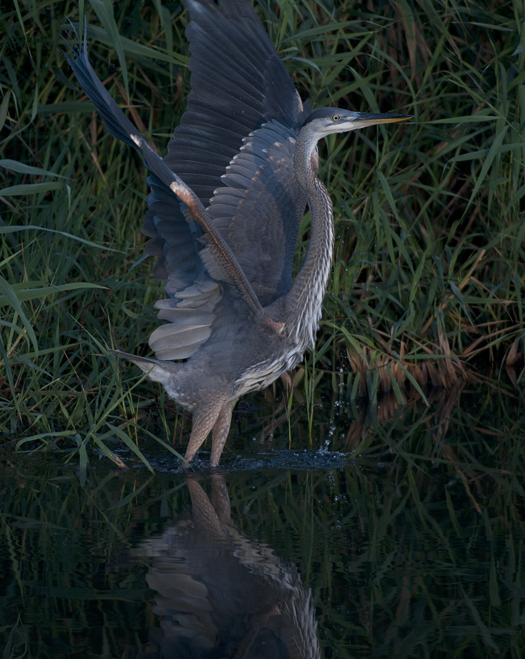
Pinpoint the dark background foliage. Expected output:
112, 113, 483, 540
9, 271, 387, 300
0, 0, 524, 462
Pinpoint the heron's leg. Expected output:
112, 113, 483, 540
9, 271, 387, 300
184, 400, 224, 464
210, 400, 235, 468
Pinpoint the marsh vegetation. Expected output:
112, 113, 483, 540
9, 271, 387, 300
0, 0, 524, 463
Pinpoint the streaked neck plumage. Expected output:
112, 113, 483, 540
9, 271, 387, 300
285, 126, 334, 348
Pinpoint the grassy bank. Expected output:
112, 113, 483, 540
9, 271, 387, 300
0, 0, 523, 462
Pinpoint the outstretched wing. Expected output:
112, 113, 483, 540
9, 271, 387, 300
154, 0, 310, 305
168, 0, 307, 203
67, 34, 270, 361
69, 0, 311, 361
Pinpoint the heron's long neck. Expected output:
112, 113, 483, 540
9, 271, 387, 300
285, 133, 334, 347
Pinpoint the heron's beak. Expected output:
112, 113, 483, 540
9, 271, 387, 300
347, 112, 413, 131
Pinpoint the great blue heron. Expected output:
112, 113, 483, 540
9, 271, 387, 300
67, 0, 410, 467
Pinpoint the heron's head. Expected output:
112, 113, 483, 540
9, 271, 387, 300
301, 107, 412, 139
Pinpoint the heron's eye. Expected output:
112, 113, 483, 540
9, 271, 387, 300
332, 115, 340, 122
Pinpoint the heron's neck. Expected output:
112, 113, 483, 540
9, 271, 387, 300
285, 131, 334, 347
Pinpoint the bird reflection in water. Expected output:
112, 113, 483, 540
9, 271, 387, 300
134, 475, 320, 658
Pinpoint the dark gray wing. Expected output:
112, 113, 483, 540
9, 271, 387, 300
207, 120, 304, 305
140, 176, 220, 359
154, 0, 310, 306
69, 0, 311, 361
166, 0, 308, 204
67, 34, 269, 361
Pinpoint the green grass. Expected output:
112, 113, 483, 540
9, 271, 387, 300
0, 0, 524, 464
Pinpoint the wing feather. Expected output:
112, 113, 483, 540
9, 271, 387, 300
67, 33, 267, 362
157, 0, 310, 308
69, 0, 311, 364
207, 121, 304, 305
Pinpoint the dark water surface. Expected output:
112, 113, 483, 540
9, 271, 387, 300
1, 381, 524, 657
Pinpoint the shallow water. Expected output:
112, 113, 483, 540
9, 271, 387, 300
1, 380, 524, 657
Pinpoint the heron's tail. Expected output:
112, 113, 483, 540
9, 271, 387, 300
111, 349, 181, 384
